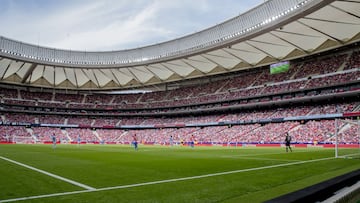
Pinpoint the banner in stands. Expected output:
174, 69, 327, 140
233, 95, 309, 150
40, 124, 78, 128
343, 111, 360, 117
284, 113, 342, 121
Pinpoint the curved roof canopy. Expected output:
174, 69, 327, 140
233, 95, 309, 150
0, 0, 359, 90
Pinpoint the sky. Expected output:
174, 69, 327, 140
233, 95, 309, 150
0, 0, 264, 51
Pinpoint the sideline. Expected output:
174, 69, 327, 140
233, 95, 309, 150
0, 156, 95, 191
0, 156, 334, 203
224, 156, 302, 162
222, 149, 325, 158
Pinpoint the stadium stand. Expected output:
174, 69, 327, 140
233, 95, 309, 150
1, 48, 359, 112
0, 1, 359, 202
1, 101, 359, 146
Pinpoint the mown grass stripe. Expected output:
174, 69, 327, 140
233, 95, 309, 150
0, 156, 95, 191
0, 157, 334, 203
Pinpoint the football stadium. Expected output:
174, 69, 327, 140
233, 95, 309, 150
0, 0, 360, 202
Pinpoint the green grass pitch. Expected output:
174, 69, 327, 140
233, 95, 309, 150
0, 144, 359, 203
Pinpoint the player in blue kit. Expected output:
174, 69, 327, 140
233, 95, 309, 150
190, 135, 195, 148
77, 134, 81, 147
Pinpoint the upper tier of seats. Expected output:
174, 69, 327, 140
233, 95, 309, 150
0, 48, 359, 110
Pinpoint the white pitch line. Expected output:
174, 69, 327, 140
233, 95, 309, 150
0, 156, 95, 191
338, 153, 360, 158
224, 156, 302, 162
222, 149, 325, 158
0, 156, 334, 203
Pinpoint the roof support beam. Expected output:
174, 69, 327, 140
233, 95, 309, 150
145, 66, 165, 83
21, 63, 37, 83
330, 3, 360, 20
269, 32, 309, 54
297, 20, 344, 44
200, 54, 226, 68
181, 59, 206, 75
245, 41, 278, 60
222, 48, 252, 65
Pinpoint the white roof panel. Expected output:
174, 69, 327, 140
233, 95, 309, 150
0, 58, 12, 79
75, 69, 89, 87
148, 64, 175, 80
16, 63, 32, 78
3, 61, 23, 79
0, 0, 359, 90
54, 67, 67, 85
131, 66, 155, 83
43, 66, 55, 84
64, 68, 77, 86
29, 65, 44, 83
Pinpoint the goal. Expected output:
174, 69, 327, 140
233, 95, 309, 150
333, 118, 360, 159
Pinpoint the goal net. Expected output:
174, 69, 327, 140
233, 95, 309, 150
12, 135, 35, 144
333, 118, 360, 159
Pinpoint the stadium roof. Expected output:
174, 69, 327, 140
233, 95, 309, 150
0, 0, 359, 90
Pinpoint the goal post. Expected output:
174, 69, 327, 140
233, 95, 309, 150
12, 135, 35, 144
334, 118, 360, 159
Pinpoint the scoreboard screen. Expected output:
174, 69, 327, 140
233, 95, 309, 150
270, 61, 289, 74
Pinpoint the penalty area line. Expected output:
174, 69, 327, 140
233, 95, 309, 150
0, 156, 95, 191
0, 156, 334, 203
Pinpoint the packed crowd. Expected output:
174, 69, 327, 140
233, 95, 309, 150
1, 102, 357, 126
1, 48, 359, 145
1, 119, 358, 144
0, 49, 359, 111
1, 101, 359, 144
